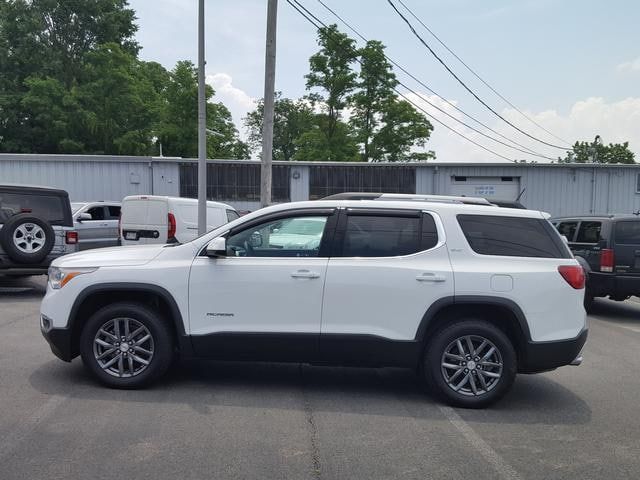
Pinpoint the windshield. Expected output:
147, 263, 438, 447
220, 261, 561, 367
71, 203, 86, 214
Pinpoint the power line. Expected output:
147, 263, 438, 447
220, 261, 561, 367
285, 0, 520, 163
386, 0, 571, 151
314, 0, 556, 161
396, 0, 571, 146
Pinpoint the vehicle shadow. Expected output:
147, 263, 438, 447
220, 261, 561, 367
0, 275, 46, 298
590, 297, 640, 327
29, 357, 591, 426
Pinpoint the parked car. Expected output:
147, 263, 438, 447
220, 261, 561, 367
119, 195, 238, 245
552, 215, 640, 310
71, 201, 121, 250
41, 197, 587, 408
0, 184, 78, 275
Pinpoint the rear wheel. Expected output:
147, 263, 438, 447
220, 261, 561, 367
423, 319, 517, 408
80, 302, 173, 388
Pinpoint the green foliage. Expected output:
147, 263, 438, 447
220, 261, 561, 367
244, 92, 315, 161
0, 0, 248, 158
245, 26, 434, 162
156, 61, 248, 159
560, 141, 636, 164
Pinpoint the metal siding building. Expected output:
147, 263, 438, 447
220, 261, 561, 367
1, 154, 639, 217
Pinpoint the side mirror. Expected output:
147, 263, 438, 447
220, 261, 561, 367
77, 212, 92, 223
206, 237, 227, 257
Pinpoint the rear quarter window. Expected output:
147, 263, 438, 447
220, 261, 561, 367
457, 214, 570, 258
615, 221, 640, 245
0, 192, 68, 225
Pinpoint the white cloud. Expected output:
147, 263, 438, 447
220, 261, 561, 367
616, 57, 640, 73
402, 94, 640, 163
205, 73, 257, 140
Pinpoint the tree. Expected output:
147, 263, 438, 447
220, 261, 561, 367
293, 117, 359, 162
156, 61, 248, 159
561, 141, 636, 164
349, 40, 396, 161
373, 99, 434, 162
304, 24, 358, 160
0, 0, 139, 152
244, 92, 315, 160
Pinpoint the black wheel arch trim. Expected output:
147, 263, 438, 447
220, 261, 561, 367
415, 295, 532, 343
68, 282, 193, 356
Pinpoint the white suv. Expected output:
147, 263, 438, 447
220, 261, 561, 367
40, 198, 587, 408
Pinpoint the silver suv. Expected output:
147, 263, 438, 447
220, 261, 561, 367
0, 184, 78, 275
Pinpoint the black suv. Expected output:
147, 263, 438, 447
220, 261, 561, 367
0, 184, 78, 275
552, 215, 640, 309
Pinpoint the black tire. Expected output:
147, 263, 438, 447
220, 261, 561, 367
79, 302, 174, 389
423, 319, 517, 408
0, 214, 55, 264
584, 290, 595, 312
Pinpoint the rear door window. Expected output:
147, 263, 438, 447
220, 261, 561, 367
615, 221, 640, 245
0, 192, 66, 224
107, 206, 121, 219
575, 221, 602, 244
337, 211, 438, 258
457, 214, 570, 258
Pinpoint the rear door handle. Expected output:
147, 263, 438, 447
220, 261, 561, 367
416, 273, 446, 282
291, 270, 320, 279
100, 223, 109, 227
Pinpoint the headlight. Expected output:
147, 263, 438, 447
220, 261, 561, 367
48, 266, 98, 289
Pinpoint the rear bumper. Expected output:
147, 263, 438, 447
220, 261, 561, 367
589, 272, 640, 297
519, 328, 588, 373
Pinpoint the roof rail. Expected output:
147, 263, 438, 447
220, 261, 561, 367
322, 192, 494, 206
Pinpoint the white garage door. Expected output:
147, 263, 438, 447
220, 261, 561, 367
448, 176, 520, 200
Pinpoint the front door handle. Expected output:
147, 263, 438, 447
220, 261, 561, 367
291, 270, 320, 279
416, 273, 446, 282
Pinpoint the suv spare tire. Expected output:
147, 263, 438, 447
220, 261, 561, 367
0, 214, 55, 264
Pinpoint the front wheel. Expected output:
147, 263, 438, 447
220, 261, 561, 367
423, 319, 516, 408
80, 302, 174, 388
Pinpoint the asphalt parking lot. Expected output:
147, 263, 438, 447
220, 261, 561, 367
1, 276, 640, 480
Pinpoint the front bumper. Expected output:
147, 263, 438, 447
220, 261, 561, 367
40, 315, 74, 362
519, 328, 588, 373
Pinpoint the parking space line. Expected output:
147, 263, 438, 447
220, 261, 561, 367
0, 394, 65, 462
438, 405, 522, 480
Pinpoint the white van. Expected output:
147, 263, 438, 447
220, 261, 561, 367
120, 195, 239, 245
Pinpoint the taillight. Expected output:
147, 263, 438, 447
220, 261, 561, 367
558, 265, 585, 289
168, 213, 176, 240
600, 248, 614, 273
66, 231, 78, 244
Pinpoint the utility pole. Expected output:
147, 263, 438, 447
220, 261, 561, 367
197, 0, 207, 235
260, 0, 278, 208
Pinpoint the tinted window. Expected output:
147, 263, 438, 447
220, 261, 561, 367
87, 206, 106, 220
421, 213, 438, 250
615, 221, 640, 245
342, 215, 422, 257
556, 221, 578, 241
107, 206, 121, 219
227, 215, 328, 257
458, 215, 566, 258
0, 193, 66, 223
226, 209, 240, 222
576, 221, 602, 243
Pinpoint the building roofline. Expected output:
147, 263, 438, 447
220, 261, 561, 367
0, 153, 638, 168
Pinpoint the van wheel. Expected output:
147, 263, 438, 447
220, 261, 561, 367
423, 319, 516, 408
80, 302, 173, 388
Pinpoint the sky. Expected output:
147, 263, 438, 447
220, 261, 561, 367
128, 0, 640, 163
